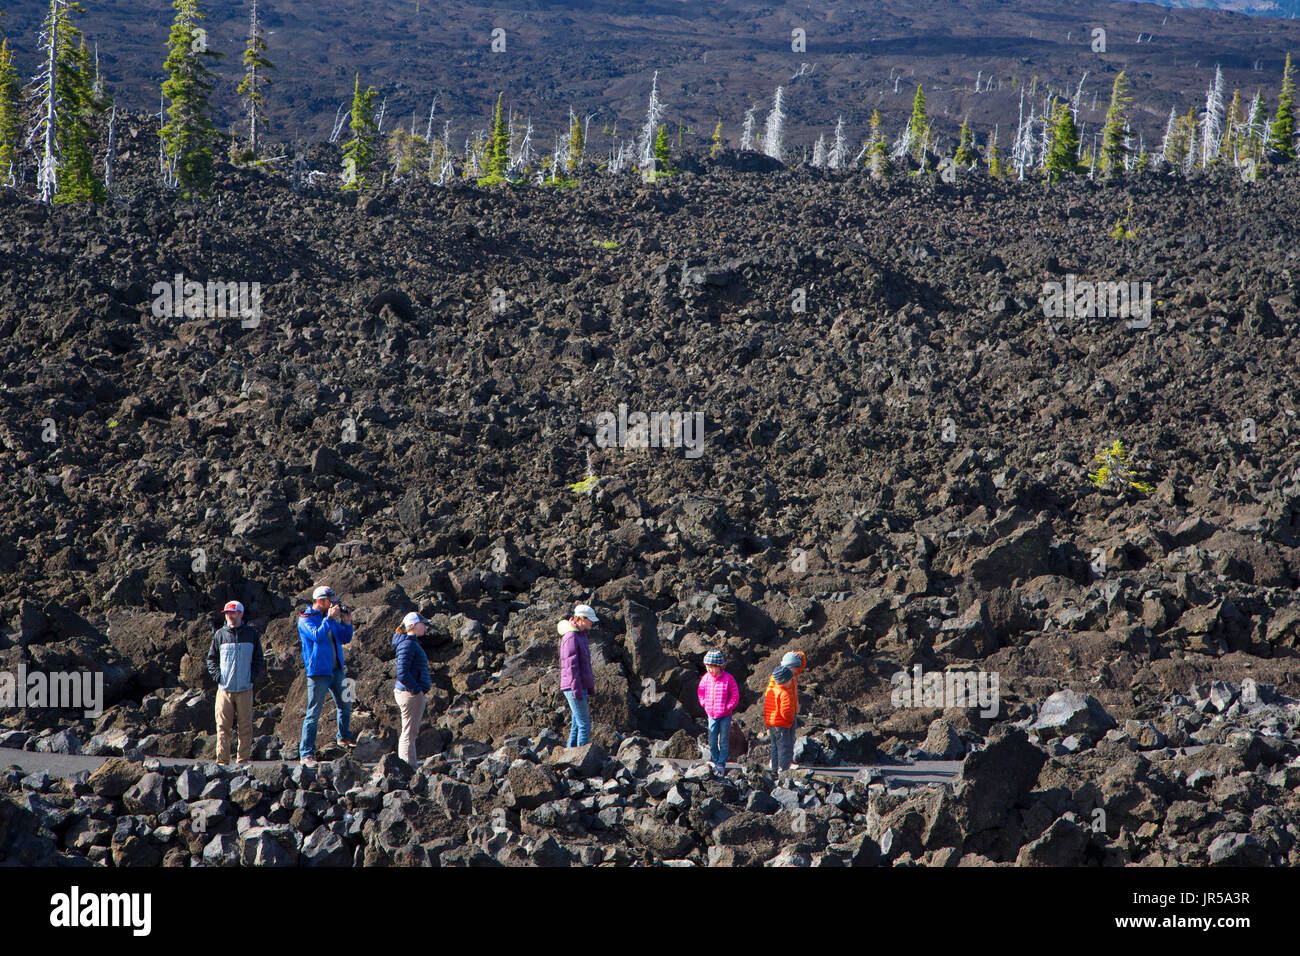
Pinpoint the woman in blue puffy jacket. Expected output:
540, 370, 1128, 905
393, 611, 433, 767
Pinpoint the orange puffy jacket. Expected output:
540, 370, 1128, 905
765, 650, 807, 717
764, 680, 795, 728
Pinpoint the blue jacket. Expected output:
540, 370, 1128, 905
298, 607, 353, 678
393, 631, 432, 694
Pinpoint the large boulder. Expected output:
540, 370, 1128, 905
1030, 690, 1117, 741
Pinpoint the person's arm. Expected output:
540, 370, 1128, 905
418, 648, 432, 694
206, 632, 221, 684
582, 638, 596, 691
249, 628, 265, 684
725, 675, 739, 715
697, 675, 708, 711
332, 617, 355, 645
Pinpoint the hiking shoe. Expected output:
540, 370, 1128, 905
301, 757, 318, 769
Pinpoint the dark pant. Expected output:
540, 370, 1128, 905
769, 725, 795, 772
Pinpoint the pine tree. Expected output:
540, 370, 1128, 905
1043, 97, 1081, 181
866, 108, 891, 177
479, 90, 509, 184
1221, 89, 1244, 161
954, 118, 975, 166
1099, 70, 1132, 177
0, 39, 21, 185
161, 0, 222, 194
653, 122, 670, 169
55, 32, 108, 203
236, 0, 273, 159
565, 108, 583, 172
1171, 107, 1199, 172
341, 73, 377, 189
908, 84, 929, 162
1269, 51, 1296, 161
982, 127, 1003, 178
709, 120, 723, 158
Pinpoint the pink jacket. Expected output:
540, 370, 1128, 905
697, 671, 739, 719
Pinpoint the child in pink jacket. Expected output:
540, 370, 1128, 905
698, 649, 740, 773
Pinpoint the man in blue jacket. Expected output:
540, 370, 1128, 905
298, 585, 356, 768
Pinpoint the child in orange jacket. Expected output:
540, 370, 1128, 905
766, 650, 807, 767
764, 664, 796, 772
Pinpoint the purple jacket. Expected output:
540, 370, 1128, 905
559, 626, 595, 696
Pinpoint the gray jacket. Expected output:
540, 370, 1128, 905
206, 623, 265, 693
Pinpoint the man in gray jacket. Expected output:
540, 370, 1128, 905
206, 600, 266, 765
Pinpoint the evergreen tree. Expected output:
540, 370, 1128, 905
161, 0, 222, 194
565, 108, 583, 172
1168, 107, 1199, 172
474, 91, 509, 185
954, 118, 975, 166
653, 122, 671, 169
55, 31, 108, 203
867, 108, 891, 177
236, 0, 273, 158
710, 120, 723, 158
1099, 70, 1132, 177
0, 38, 21, 185
1221, 89, 1245, 161
987, 138, 1002, 178
908, 84, 929, 162
1268, 51, 1296, 160
1043, 97, 1081, 181
341, 73, 377, 189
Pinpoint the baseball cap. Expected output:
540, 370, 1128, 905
573, 604, 599, 623
402, 611, 429, 629
772, 665, 793, 684
223, 601, 244, 614
312, 586, 336, 600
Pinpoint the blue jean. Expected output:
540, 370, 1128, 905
300, 669, 352, 759
563, 689, 591, 747
769, 725, 794, 772
707, 715, 732, 770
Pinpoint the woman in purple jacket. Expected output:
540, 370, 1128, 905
557, 604, 598, 747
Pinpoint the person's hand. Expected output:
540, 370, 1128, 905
327, 604, 341, 620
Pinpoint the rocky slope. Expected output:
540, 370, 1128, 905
2, 128, 1300, 864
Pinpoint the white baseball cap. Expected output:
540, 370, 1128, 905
402, 612, 428, 629
312, 586, 336, 600
573, 604, 599, 623
223, 601, 244, 614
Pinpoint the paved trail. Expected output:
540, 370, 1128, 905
0, 747, 965, 788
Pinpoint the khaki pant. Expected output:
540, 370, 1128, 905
216, 688, 254, 763
394, 687, 426, 768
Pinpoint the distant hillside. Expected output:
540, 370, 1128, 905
1121, 0, 1300, 16
0, 0, 1297, 154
